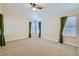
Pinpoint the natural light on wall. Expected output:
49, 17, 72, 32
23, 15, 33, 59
31, 14, 41, 21
63, 16, 76, 37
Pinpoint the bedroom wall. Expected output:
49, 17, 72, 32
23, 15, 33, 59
41, 16, 60, 42
41, 10, 79, 47
2, 5, 29, 41
0, 4, 3, 13
41, 15, 76, 46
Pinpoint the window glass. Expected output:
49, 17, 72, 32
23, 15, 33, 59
63, 16, 76, 37
31, 21, 39, 33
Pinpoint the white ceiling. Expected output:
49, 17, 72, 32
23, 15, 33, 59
2, 3, 79, 20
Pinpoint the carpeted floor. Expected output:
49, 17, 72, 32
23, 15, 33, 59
0, 38, 78, 56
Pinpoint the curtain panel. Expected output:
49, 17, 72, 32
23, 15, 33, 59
38, 22, 41, 38
0, 14, 6, 47
29, 22, 32, 38
59, 16, 67, 43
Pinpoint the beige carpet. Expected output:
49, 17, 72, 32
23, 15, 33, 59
0, 38, 78, 56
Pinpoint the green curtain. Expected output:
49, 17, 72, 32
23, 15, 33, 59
29, 22, 31, 38
0, 14, 6, 47
38, 22, 41, 38
59, 16, 67, 43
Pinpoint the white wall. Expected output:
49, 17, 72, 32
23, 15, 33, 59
2, 5, 29, 41
41, 16, 60, 42
41, 11, 78, 47
0, 4, 3, 13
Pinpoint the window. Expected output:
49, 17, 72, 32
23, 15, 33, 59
31, 21, 39, 33
63, 16, 76, 37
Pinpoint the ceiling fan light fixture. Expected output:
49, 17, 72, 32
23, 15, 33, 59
32, 7, 37, 11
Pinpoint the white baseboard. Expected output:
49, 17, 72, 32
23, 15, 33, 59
5, 36, 28, 42
64, 42, 78, 47
41, 37, 58, 42
5, 37, 78, 47
42, 37, 78, 47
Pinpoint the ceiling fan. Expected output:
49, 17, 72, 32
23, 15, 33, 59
29, 3, 43, 10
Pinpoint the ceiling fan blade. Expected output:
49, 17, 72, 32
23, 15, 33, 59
29, 3, 43, 9
36, 6, 42, 9
29, 3, 36, 7
35, 5, 42, 9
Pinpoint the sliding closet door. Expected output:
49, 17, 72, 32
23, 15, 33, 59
29, 22, 32, 38
38, 22, 41, 38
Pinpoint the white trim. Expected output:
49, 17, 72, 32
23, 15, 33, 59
5, 36, 28, 42
41, 37, 58, 42
5, 37, 78, 47
64, 41, 78, 47
42, 37, 78, 47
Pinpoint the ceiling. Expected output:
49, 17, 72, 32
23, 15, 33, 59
2, 3, 79, 20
